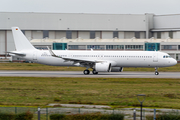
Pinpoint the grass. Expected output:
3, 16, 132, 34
0, 62, 180, 72
1, 77, 180, 109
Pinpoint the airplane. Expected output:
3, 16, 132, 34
9, 27, 177, 75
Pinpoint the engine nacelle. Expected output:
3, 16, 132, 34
111, 67, 123, 72
95, 63, 111, 72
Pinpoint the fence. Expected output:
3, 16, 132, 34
0, 107, 179, 120
0, 107, 124, 120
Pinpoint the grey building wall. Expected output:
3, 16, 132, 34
174, 32, 180, 39
96, 32, 101, 38
118, 32, 124, 39
124, 32, 134, 39
32, 31, 43, 39
25, 31, 32, 40
0, 12, 147, 31
140, 32, 146, 39
154, 14, 180, 30
55, 31, 66, 39
1, 12, 180, 56
153, 14, 180, 39
72, 31, 78, 39
161, 32, 169, 39
6, 31, 15, 52
49, 31, 55, 39
0, 31, 5, 54
102, 32, 112, 39
79, 32, 89, 39
145, 14, 154, 38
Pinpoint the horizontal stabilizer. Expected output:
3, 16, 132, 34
7, 51, 26, 56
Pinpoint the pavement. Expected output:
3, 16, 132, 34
0, 71, 180, 78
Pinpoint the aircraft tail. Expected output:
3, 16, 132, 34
11, 27, 36, 51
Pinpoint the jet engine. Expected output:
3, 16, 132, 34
95, 63, 111, 72
111, 67, 123, 72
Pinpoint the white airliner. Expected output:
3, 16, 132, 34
9, 27, 177, 75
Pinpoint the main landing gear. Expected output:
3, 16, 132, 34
83, 69, 98, 75
92, 69, 98, 74
83, 69, 90, 75
155, 67, 159, 75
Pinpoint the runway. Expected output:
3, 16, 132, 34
0, 71, 180, 78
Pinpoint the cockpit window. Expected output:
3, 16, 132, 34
163, 55, 171, 58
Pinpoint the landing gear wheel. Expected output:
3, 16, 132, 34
92, 70, 98, 75
154, 67, 159, 75
155, 71, 159, 75
83, 70, 90, 75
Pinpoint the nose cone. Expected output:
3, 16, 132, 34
171, 59, 177, 66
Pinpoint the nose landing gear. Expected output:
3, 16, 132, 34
155, 67, 159, 75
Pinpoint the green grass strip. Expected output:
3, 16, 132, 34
0, 77, 180, 109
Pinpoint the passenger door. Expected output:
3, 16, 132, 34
153, 53, 158, 62
33, 51, 37, 60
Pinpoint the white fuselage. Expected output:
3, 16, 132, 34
10, 27, 178, 75
20, 50, 177, 68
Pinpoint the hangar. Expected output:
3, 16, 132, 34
0, 12, 180, 61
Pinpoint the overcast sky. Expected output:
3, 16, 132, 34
0, 0, 180, 15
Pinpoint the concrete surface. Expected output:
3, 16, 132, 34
0, 71, 180, 78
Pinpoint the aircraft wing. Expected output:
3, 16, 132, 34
8, 51, 26, 56
47, 46, 104, 64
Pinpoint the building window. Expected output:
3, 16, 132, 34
68, 45, 86, 50
34, 45, 51, 50
90, 31, 95, 39
66, 31, 72, 39
87, 45, 105, 50
113, 31, 118, 38
53, 43, 67, 50
169, 32, 173, 38
145, 43, 160, 51
43, 30, 49, 38
135, 32, 140, 39
157, 32, 161, 39
68, 45, 78, 50
125, 45, 143, 50
161, 45, 177, 50
106, 45, 124, 50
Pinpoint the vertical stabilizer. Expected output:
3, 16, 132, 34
11, 27, 36, 51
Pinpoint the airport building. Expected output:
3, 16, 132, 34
0, 12, 180, 61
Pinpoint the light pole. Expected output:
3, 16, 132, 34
137, 94, 146, 120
